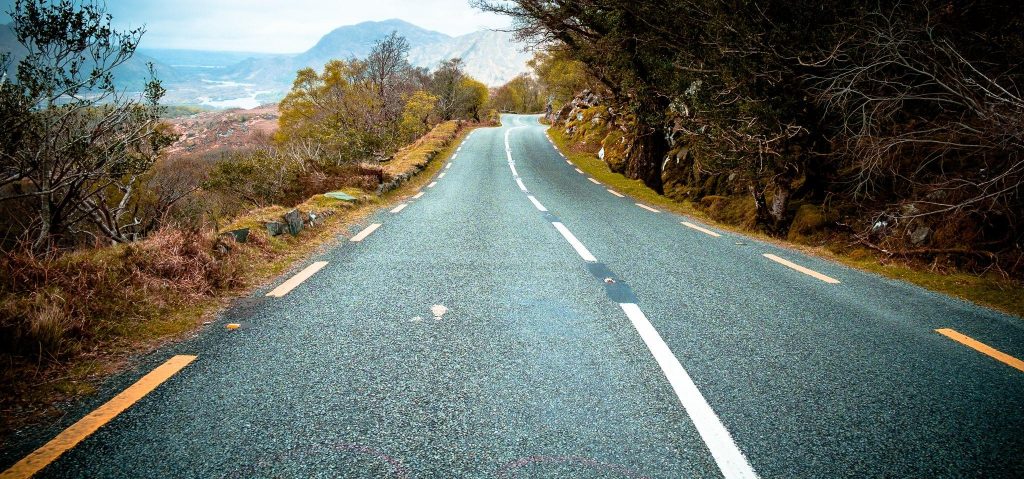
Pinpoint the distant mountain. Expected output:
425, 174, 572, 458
224, 19, 531, 87
225, 19, 452, 86
409, 30, 533, 86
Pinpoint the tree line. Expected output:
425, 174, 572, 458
478, 0, 1024, 275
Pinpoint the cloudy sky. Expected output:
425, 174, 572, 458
1, 0, 511, 53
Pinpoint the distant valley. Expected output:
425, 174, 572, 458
2, 19, 533, 110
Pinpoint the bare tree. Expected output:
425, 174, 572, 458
0, 0, 176, 250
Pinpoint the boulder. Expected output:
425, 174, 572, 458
221, 228, 249, 244
265, 221, 286, 237
910, 226, 931, 245
283, 209, 303, 236
323, 191, 357, 202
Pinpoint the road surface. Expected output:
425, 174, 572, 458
4, 114, 1023, 478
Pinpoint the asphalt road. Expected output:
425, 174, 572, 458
4, 114, 1023, 478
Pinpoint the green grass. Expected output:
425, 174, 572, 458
548, 127, 1024, 319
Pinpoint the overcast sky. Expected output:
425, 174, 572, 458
1, 0, 511, 53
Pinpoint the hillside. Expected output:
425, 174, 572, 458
408, 29, 533, 86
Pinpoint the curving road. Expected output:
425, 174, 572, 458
4, 114, 1023, 478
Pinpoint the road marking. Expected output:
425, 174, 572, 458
390, 203, 408, 214
588, 177, 601, 185
636, 203, 660, 213
509, 163, 519, 176
527, 195, 548, 212
451, 153, 458, 159
445, 163, 451, 169
412, 192, 424, 199
559, 153, 566, 158
619, 304, 757, 479
574, 168, 584, 174
1, 355, 198, 479
551, 222, 597, 262
457, 146, 462, 152
607, 189, 625, 198
763, 253, 840, 284
515, 177, 528, 192
438, 172, 446, 179
682, 221, 722, 237
350, 223, 381, 242
936, 328, 1024, 372
427, 181, 437, 188
566, 160, 572, 165
266, 261, 329, 297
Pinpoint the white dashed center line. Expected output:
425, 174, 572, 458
427, 181, 437, 188
390, 203, 408, 214
551, 222, 597, 262
763, 253, 840, 284
619, 303, 758, 479
445, 163, 451, 169
350, 223, 381, 242
438, 172, 446, 179
636, 203, 660, 213
682, 221, 721, 237
527, 195, 548, 212
412, 192, 424, 199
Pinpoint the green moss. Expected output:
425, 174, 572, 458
787, 204, 828, 243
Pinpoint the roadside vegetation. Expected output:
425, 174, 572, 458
0, 0, 495, 430
479, 0, 1024, 313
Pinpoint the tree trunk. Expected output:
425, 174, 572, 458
769, 180, 791, 225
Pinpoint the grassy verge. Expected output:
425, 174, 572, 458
0, 121, 482, 437
548, 128, 1024, 318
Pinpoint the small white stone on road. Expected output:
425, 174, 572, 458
431, 304, 448, 320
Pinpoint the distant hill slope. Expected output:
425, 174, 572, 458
409, 29, 533, 86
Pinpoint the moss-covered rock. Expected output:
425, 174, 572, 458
600, 130, 627, 172
787, 203, 829, 243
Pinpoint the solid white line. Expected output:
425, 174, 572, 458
427, 181, 437, 188
509, 163, 519, 176
619, 303, 758, 479
515, 177, 528, 192
412, 192, 424, 199
636, 203, 660, 213
763, 254, 840, 284
350, 223, 381, 242
438, 172, 446, 179
390, 203, 408, 214
266, 261, 328, 297
551, 222, 597, 262
682, 221, 721, 237
588, 178, 601, 185
574, 168, 584, 174
607, 189, 625, 198
527, 195, 548, 212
